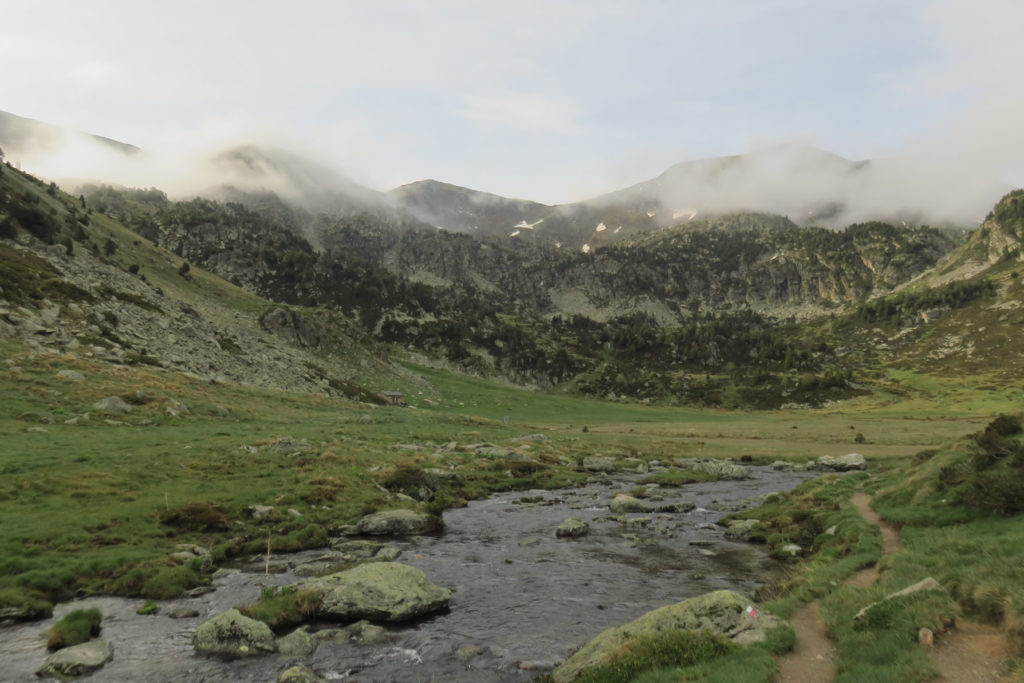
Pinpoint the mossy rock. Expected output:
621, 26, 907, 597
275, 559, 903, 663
193, 608, 276, 658
551, 590, 781, 683
303, 562, 450, 622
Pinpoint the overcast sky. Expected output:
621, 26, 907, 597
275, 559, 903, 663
3, 0, 1023, 204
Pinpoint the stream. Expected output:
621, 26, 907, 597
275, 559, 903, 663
2, 466, 814, 682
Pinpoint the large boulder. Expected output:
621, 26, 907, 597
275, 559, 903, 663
582, 456, 616, 473
277, 626, 318, 657
351, 509, 443, 537
303, 562, 450, 622
193, 608, 277, 658
816, 453, 867, 471
692, 459, 750, 480
551, 591, 781, 683
36, 640, 114, 679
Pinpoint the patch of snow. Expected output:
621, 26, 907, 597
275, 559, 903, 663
510, 230, 521, 237
613, 225, 622, 234
595, 222, 607, 232
555, 242, 562, 249
672, 208, 698, 221
647, 211, 656, 218
581, 243, 591, 254
515, 218, 544, 229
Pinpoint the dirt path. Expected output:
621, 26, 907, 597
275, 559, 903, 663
774, 492, 1012, 682
774, 601, 835, 683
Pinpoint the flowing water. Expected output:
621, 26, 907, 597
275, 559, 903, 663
2, 466, 813, 682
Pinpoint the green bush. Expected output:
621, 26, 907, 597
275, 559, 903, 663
47, 608, 102, 650
158, 502, 229, 532
240, 586, 321, 630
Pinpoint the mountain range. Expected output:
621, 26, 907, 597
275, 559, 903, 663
1, 109, 1022, 408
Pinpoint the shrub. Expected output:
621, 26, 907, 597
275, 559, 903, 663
240, 586, 321, 630
158, 502, 229, 532
47, 608, 102, 650
136, 599, 158, 615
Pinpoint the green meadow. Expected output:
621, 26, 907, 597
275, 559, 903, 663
2, 337, 1023, 681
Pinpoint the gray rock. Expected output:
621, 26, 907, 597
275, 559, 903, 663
555, 518, 590, 538
854, 578, 947, 621
168, 607, 200, 619
169, 543, 212, 568
582, 456, 616, 473
456, 644, 486, 660
56, 370, 85, 381
245, 504, 276, 519
315, 620, 390, 645
277, 626, 318, 657
692, 460, 750, 480
278, 665, 328, 683
37, 639, 114, 679
780, 544, 802, 557
93, 396, 132, 414
303, 562, 451, 622
193, 608, 277, 658
816, 453, 867, 471
267, 437, 312, 453
551, 591, 782, 683
610, 494, 654, 514
723, 519, 761, 541
353, 509, 443, 537
474, 445, 511, 457
770, 460, 795, 471
510, 433, 548, 443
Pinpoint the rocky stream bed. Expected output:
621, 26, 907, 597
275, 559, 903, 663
3, 465, 818, 682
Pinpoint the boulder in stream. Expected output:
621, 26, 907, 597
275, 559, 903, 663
193, 608, 277, 658
278, 665, 328, 683
609, 494, 653, 514
347, 509, 443, 537
551, 590, 782, 683
303, 562, 451, 622
277, 626, 318, 657
555, 518, 589, 538
37, 639, 113, 679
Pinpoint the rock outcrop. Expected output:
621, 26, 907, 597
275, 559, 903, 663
551, 591, 782, 683
302, 562, 450, 622
193, 608, 277, 658
344, 509, 444, 537
816, 453, 867, 471
36, 640, 114, 679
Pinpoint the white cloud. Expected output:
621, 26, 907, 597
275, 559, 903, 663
457, 91, 581, 134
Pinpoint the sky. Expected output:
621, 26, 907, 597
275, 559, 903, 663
2, 0, 1024, 207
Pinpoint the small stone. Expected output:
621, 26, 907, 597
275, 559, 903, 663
918, 627, 934, 646
168, 607, 200, 619
56, 369, 85, 381
555, 518, 590, 538
93, 396, 132, 414
457, 645, 486, 660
